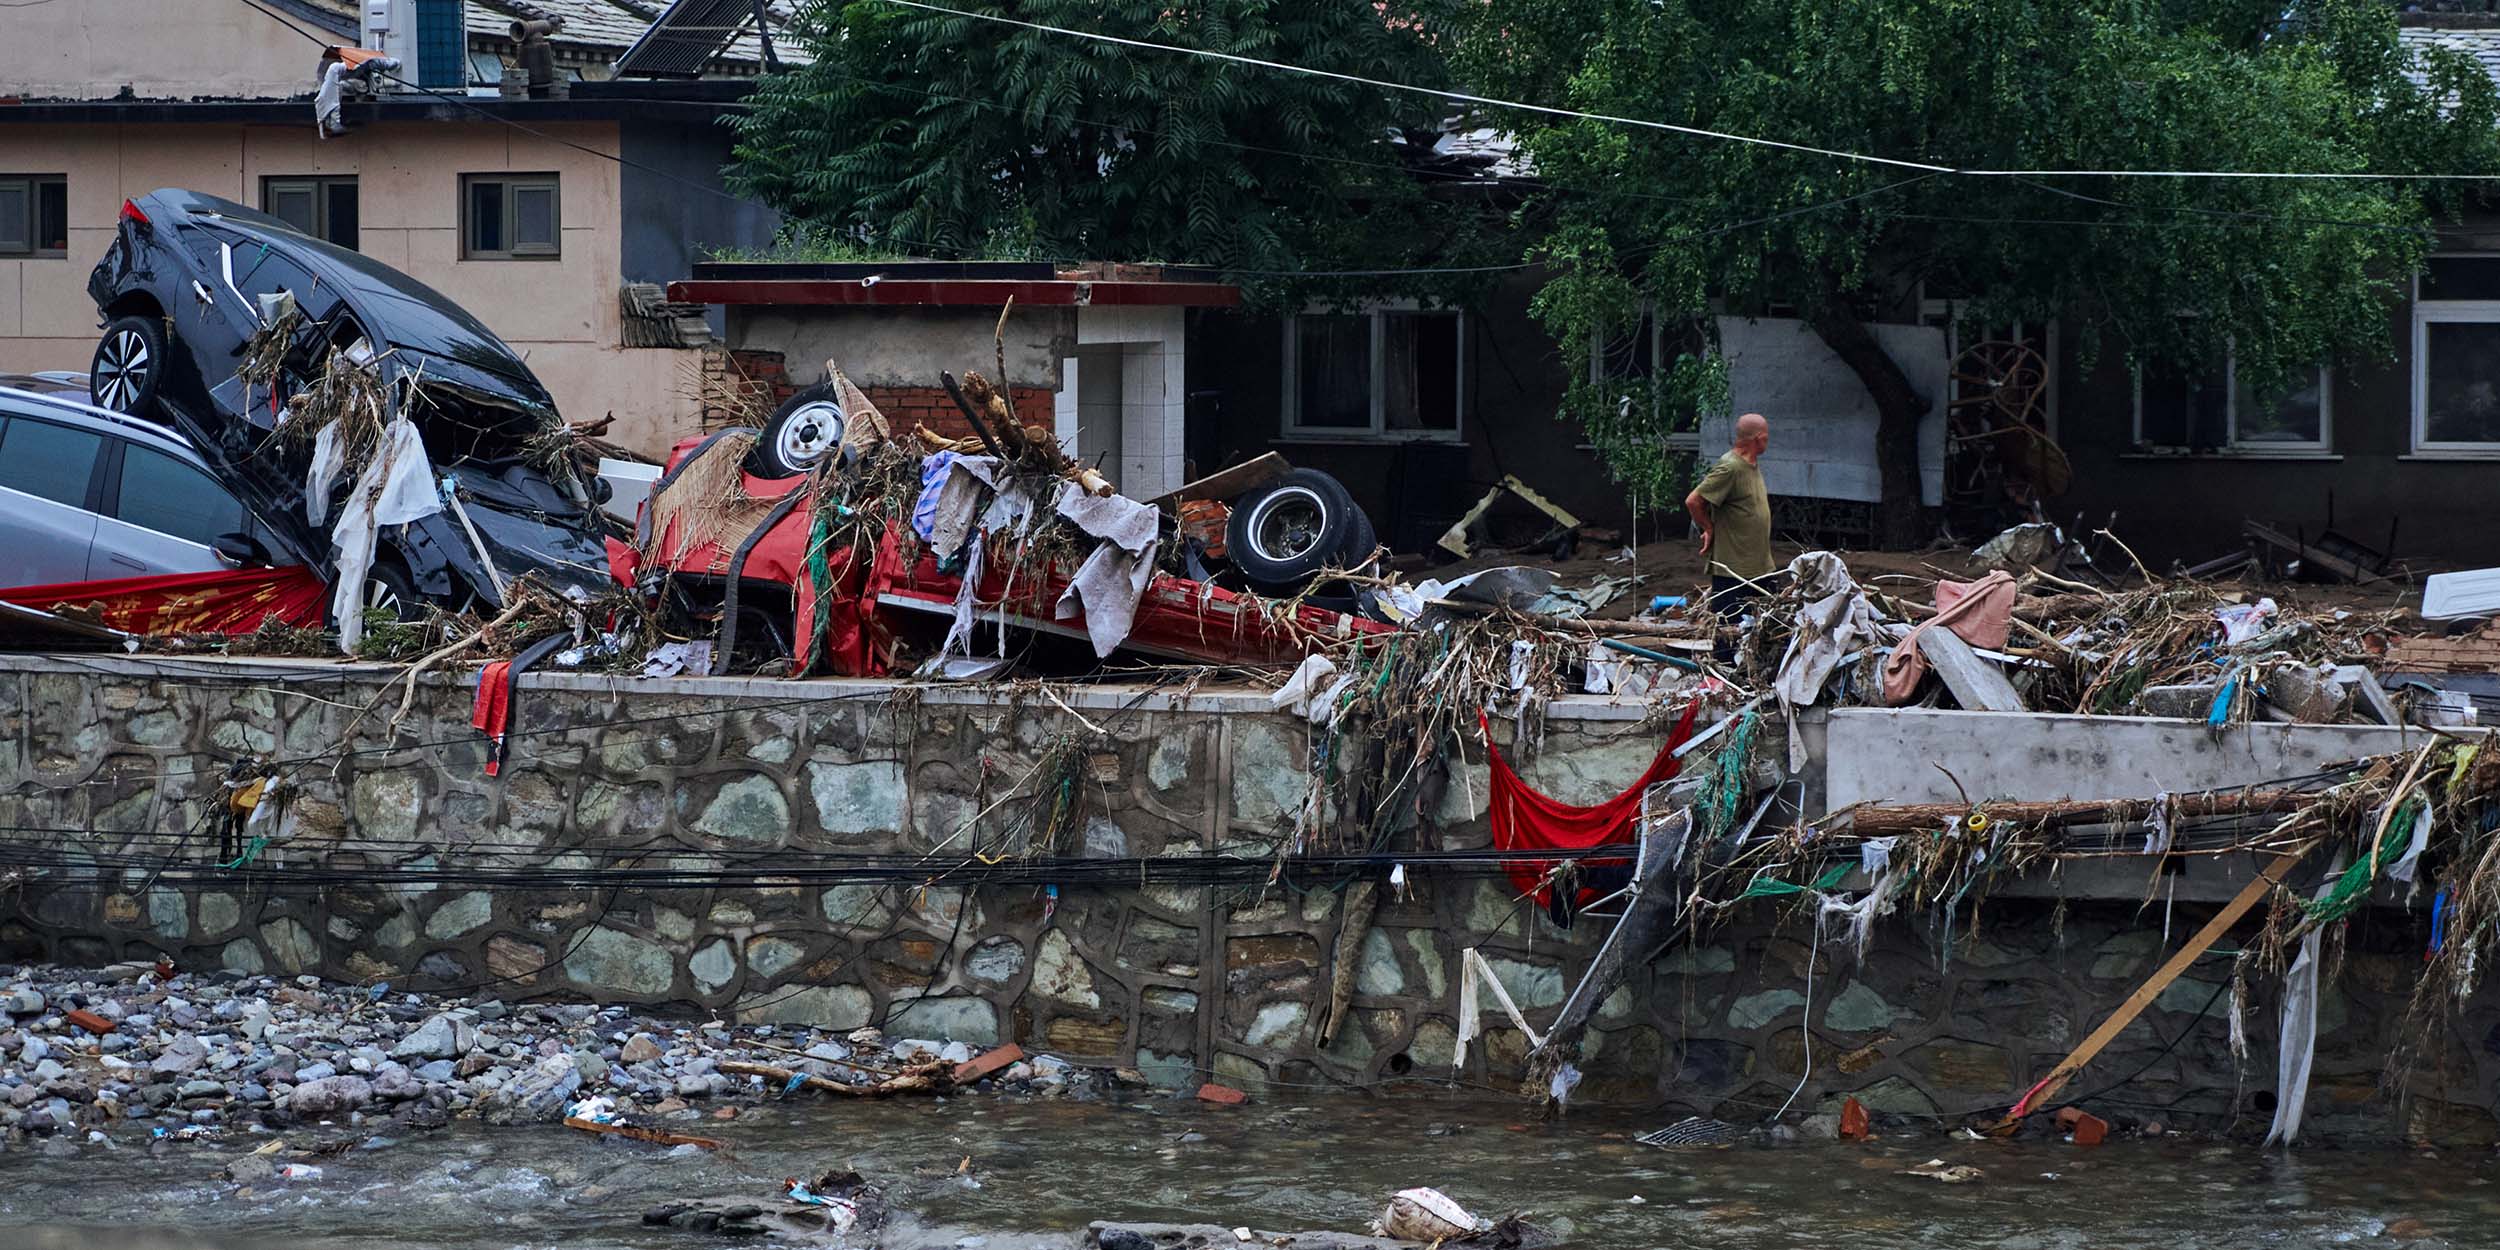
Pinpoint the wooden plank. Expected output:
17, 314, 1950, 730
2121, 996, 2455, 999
563, 1117, 728, 1151
1435, 483, 1505, 558
1916, 628, 2026, 712
2243, 520, 2378, 585
1149, 452, 1288, 508
1991, 847, 2308, 1130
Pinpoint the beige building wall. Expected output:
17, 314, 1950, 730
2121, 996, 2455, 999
0, 0, 341, 101
0, 119, 703, 457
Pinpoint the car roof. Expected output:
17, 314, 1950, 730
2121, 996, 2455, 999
135, 188, 552, 401
0, 386, 213, 467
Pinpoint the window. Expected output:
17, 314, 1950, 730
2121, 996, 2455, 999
0, 419, 101, 507
115, 445, 246, 546
469, 50, 507, 86
462, 174, 561, 259
1281, 305, 1464, 439
2414, 256, 2500, 454
0, 175, 68, 258
261, 176, 360, 249
1589, 305, 1701, 450
2135, 351, 2331, 454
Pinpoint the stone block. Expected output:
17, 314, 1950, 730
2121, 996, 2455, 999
425, 892, 493, 940
735, 985, 873, 1031
1729, 989, 1805, 1031
688, 774, 792, 845
1032, 931, 1100, 1008
807, 759, 905, 835
966, 937, 1027, 984
1044, 1015, 1126, 1056
564, 928, 675, 997
885, 996, 998, 1044
690, 939, 736, 994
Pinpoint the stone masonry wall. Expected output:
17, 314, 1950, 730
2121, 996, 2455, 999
0, 655, 2489, 1141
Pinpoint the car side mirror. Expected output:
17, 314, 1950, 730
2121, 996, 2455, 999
212, 531, 269, 568
589, 476, 614, 505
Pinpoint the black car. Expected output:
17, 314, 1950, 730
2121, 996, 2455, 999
84, 188, 610, 614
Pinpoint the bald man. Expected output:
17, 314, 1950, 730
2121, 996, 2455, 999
1686, 412, 1773, 616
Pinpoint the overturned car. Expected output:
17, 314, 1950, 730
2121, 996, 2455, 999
84, 189, 611, 622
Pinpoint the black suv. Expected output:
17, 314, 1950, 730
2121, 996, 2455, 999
85, 188, 610, 613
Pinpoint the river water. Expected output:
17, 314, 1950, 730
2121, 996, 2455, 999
0, 1090, 2485, 1248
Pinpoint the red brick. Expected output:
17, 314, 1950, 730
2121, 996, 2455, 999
1839, 1095, 1870, 1141
66, 1008, 113, 1035
953, 1043, 1026, 1084
2069, 1110, 2108, 1147
1195, 1082, 1248, 1105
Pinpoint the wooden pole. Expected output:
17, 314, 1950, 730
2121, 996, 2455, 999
1840, 790, 2312, 836
1984, 845, 2309, 1133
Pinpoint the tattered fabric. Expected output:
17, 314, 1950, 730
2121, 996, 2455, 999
0, 565, 327, 635
1484, 701, 1700, 908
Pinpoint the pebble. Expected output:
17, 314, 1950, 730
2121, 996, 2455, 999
0, 963, 1076, 1154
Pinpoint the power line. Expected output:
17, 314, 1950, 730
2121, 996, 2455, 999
876, 0, 2500, 185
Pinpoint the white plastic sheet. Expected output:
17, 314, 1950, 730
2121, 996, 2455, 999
330, 417, 441, 654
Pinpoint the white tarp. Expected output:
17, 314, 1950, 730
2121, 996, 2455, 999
1709, 316, 1949, 506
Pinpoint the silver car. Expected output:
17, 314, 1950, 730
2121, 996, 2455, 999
0, 385, 261, 587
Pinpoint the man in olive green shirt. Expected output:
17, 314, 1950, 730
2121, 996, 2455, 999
1685, 411, 1773, 616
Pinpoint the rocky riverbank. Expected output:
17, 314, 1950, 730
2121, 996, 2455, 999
0, 960, 1087, 1149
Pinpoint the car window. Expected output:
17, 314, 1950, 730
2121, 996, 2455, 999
115, 444, 245, 545
0, 418, 101, 508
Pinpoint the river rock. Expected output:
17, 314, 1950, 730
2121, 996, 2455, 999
3, 988, 43, 1017
413, 1060, 455, 1082
227, 1155, 275, 1184
392, 1013, 476, 1061
620, 1033, 664, 1064
371, 1064, 421, 1100
290, 1075, 373, 1116
151, 1035, 208, 1077
479, 1055, 579, 1125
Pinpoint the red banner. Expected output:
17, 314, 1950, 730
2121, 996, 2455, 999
0, 566, 329, 635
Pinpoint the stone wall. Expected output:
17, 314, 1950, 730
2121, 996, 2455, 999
0, 655, 2486, 1141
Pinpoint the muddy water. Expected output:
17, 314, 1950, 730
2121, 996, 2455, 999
0, 1091, 2488, 1249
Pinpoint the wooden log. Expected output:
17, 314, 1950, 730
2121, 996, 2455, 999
1838, 789, 2313, 835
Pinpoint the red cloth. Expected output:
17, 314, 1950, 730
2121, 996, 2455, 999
472, 659, 513, 777
1486, 701, 1701, 906
0, 565, 326, 635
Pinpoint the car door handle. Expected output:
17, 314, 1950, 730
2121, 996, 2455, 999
108, 554, 146, 572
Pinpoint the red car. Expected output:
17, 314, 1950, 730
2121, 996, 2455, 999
624, 432, 1390, 677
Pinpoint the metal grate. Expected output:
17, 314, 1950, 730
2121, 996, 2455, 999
613, 0, 756, 77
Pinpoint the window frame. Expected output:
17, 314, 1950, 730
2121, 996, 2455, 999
259, 175, 360, 250
2412, 254, 2500, 457
1588, 303, 1701, 453
1279, 301, 1466, 442
0, 174, 69, 259
460, 173, 563, 261
2131, 351, 2333, 456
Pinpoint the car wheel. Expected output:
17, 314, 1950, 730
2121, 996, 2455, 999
359, 562, 424, 624
749, 383, 845, 478
90, 315, 166, 416
1227, 469, 1361, 590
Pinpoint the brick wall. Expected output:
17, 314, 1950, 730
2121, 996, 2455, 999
714, 351, 1058, 442
858, 385, 1057, 442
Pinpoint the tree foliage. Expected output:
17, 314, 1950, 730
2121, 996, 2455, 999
727, 0, 1483, 290
1458, 0, 2500, 534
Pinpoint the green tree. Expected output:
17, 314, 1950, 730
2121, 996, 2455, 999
1460, 0, 2500, 542
726, 0, 1482, 288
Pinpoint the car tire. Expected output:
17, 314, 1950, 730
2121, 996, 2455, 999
90, 315, 166, 417
355, 561, 425, 626
749, 383, 845, 479
1228, 469, 1361, 590
1337, 507, 1379, 571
